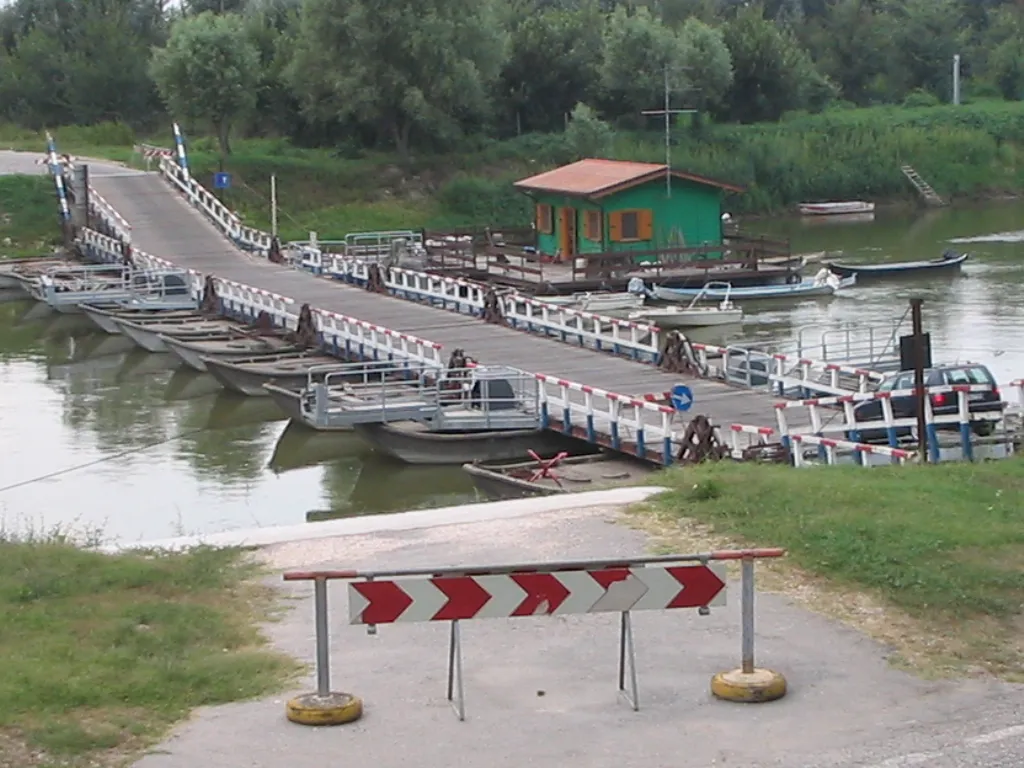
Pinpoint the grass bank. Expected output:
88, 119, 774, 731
0, 535, 299, 767
634, 459, 1024, 680
0, 176, 62, 259
5, 99, 1024, 240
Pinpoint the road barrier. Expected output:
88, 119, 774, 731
282, 549, 787, 725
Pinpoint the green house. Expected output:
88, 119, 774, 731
513, 158, 745, 259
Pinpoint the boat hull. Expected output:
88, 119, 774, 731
164, 335, 296, 372
203, 354, 340, 397
629, 308, 743, 328
354, 422, 586, 465
651, 276, 854, 302
826, 252, 968, 280
798, 201, 875, 216
117, 321, 172, 352
80, 306, 125, 334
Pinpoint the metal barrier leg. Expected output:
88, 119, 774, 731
617, 611, 640, 711
446, 620, 466, 721
284, 578, 365, 726
710, 558, 787, 704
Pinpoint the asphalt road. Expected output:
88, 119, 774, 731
132, 503, 1023, 768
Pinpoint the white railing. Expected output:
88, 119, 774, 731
774, 383, 1006, 463
314, 309, 444, 370
727, 424, 777, 458
534, 372, 679, 462
789, 434, 917, 467
1009, 379, 1024, 414
691, 342, 886, 396
215, 277, 298, 328
87, 186, 132, 243
328, 256, 488, 314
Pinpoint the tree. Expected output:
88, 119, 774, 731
498, 3, 604, 135
677, 17, 733, 115
599, 6, 690, 124
286, 0, 507, 157
150, 11, 260, 158
801, 0, 891, 105
564, 102, 614, 159
884, 0, 964, 100
720, 3, 834, 122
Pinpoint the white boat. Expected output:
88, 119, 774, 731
651, 269, 855, 302
628, 281, 743, 328
798, 201, 875, 216
534, 291, 644, 313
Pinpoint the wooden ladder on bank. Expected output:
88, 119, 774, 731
900, 164, 946, 207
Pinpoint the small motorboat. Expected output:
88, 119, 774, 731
628, 281, 743, 328
798, 201, 875, 216
826, 250, 968, 280
533, 291, 644, 313
650, 269, 855, 303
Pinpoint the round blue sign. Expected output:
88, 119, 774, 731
670, 384, 694, 412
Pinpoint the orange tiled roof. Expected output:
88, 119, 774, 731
514, 158, 745, 198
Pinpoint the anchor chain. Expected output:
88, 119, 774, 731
659, 331, 704, 376
200, 275, 219, 314
676, 414, 726, 464
268, 235, 284, 265
482, 289, 505, 325
366, 263, 388, 294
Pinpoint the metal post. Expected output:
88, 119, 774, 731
953, 54, 961, 106
313, 577, 331, 696
663, 65, 671, 199
911, 298, 927, 463
271, 175, 278, 238
741, 556, 755, 674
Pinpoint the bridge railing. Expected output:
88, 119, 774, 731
87, 186, 132, 243
314, 309, 445, 370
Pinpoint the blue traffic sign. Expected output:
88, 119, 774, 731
213, 172, 231, 190
670, 384, 694, 412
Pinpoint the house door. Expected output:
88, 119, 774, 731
558, 207, 576, 260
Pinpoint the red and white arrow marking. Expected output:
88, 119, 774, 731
347, 564, 727, 625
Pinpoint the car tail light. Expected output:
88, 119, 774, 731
993, 387, 1000, 399
931, 392, 946, 406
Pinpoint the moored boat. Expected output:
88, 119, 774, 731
353, 421, 588, 465
463, 451, 654, 499
164, 334, 299, 372
798, 201, 875, 216
0, 257, 72, 290
81, 306, 206, 334
650, 269, 855, 302
201, 351, 345, 397
826, 250, 968, 280
112, 317, 245, 352
629, 281, 743, 328
533, 291, 644, 312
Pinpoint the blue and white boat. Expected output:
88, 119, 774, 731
649, 269, 856, 303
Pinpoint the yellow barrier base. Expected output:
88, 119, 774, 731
286, 692, 364, 725
710, 668, 787, 703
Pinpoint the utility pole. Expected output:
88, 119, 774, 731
270, 175, 278, 238
952, 54, 961, 105
641, 64, 697, 199
910, 298, 928, 463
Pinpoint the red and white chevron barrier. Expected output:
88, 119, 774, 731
348, 564, 727, 625
134, 143, 174, 161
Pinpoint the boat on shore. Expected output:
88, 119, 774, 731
798, 201, 875, 216
464, 451, 654, 499
201, 351, 344, 397
164, 334, 299, 372
628, 281, 743, 328
353, 421, 588, 465
650, 269, 855, 303
826, 250, 968, 280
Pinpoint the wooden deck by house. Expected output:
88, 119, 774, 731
88, 172, 800, 449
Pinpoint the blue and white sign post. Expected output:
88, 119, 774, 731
670, 384, 694, 412
213, 172, 231, 190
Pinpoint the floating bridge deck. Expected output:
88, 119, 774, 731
86, 166, 808, 461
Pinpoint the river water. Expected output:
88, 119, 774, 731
1, 200, 1022, 544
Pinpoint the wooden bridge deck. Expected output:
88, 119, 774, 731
90, 172, 794, 435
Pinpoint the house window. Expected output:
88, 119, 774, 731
584, 210, 601, 241
608, 209, 653, 242
536, 203, 553, 234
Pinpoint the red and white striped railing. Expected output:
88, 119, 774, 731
789, 434, 917, 466
315, 310, 444, 369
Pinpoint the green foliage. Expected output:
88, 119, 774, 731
0, 538, 297, 762
902, 89, 942, 108
990, 36, 1024, 101
150, 12, 261, 157
564, 103, 614, 159
0, 176, 61, 259
678, 17, 734, 113
287, 0, 507, 155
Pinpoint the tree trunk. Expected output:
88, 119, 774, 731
215, 119, 232, 159
390, 118, 412, 160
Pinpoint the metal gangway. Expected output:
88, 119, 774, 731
289, 360, 543, 431
32, 263, 196, 311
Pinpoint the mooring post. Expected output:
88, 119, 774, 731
910, 298, 927, 463
741, 556, 755, 674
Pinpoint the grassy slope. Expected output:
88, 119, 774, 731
0, 540, 299, 767
0, 176, 63, 259
4, 99, 1024, 241
639, 459, 1024, 679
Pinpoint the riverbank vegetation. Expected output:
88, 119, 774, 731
0, 534, 298, 767
0, 176, 62, 259
4, 0, 1024, 234
636, 458, 1024, 680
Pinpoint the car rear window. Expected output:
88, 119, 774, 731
944, 366, 994, 385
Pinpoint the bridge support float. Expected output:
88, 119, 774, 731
710, 552, 787, 703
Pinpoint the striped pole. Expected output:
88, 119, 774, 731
172, 122, 190, 175
45, 132, 72, 221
